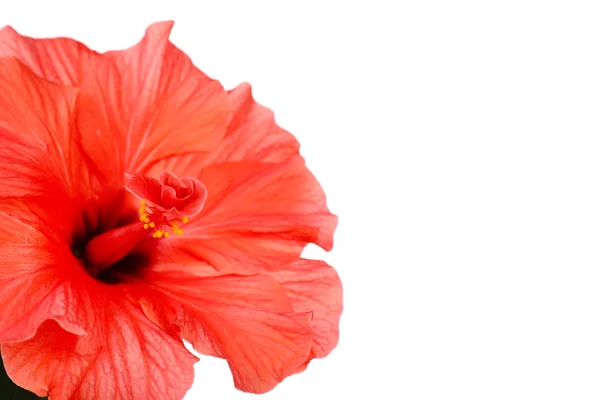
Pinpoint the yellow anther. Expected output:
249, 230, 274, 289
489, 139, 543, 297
164, 232, 170, 238
144, 224, 149, 229
140, 200, 146, 206
138, 207, 146, 213
144, 217, 150, 223
156, 230, 164, 238
152, 231, 158, 238
139, 214, 147, 221
170, 222, 184, 236
182, 216, 189, 224
149, 222, 155, 228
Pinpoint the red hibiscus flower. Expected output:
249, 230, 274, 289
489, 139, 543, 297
0, 21, 341, 399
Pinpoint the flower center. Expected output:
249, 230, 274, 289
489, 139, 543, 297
82, 171, 207, 278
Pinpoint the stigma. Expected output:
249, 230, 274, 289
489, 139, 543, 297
138, 199, 189, 239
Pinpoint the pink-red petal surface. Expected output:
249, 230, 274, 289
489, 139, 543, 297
0, 57, 81, 198
0, 26, 93, 86
76, 22, 229, 186
151, 83, 301, 176
271, 259, 343, 359
166, 157, 336, 274
129, 270, 313, 393
0, 210, 93, 345
2, 304, 196, 400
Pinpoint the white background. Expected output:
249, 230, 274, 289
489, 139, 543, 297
3, 1, 600, 399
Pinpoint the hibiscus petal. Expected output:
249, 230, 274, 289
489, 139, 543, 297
217, 309, 312, 393
171, 156, 337, 274
2, 300, 197, 400
0, 57, 82, 198
1, 321, 83, 398
213, 83, 301, 164
0, 25, 93, 85
270, 259, 343, 359
149, 82, 301, 176
0, 210, 97, 347
76, 21, 229, 185
199, 157, 336, 249
129, 270, 313, 393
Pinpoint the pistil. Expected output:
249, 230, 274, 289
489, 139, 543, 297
84, 221, 150, 276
